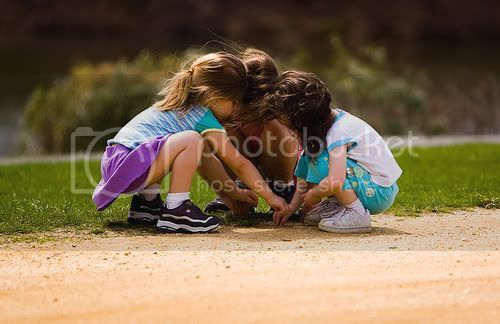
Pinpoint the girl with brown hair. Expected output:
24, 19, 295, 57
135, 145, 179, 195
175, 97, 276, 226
205, 48, 300, 217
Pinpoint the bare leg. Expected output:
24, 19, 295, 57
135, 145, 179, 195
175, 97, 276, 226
304, 184, 358, 210
332, 189, 358, 206
146, 131, 220, 233
203, 121, 298, 213
198, 141, 239, 195
258, 119, 298, 182
144, 131, 203, 193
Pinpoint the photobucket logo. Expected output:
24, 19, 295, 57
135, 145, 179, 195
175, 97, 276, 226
71, 127, 120, 194
70, 126, 419, 195
204, 131, 300, 159
386, 131, 419, 158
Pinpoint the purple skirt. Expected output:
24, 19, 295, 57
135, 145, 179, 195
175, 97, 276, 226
92, 135, 171, 211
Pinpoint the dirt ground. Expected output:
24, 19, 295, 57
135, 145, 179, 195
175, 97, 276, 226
1, 208, 499, 323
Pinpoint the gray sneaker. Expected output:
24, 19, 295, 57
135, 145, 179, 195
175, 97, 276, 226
318, 208, 371, 233
303, 198, 344, 225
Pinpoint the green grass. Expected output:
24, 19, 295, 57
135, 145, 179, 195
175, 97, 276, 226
0, 144, 499, 235
391, 144, 499, 215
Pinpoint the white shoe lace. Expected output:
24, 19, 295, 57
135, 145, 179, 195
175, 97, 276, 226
337, 207, 351, 220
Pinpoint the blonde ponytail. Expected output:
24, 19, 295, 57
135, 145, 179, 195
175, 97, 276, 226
154, 52, 247, 112
155, 68, 195, 111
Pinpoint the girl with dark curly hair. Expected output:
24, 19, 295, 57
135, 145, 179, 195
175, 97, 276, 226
261, 70, 402, 233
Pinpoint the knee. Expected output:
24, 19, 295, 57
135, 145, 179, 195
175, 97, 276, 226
182, 131, 204, 151
181, 130, 203, 143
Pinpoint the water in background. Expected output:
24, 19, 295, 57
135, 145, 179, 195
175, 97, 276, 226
0, 101, 22, 156
0, 39, 142, 157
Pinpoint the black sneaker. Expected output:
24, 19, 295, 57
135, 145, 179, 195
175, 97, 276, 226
204, 197, 231, 214
204, 196, 257, 215
272, 182, 296, 204
269, 182, 301, 221
204, 178, 258, 215
157, 200, 220, 233
127, 194, 163, 224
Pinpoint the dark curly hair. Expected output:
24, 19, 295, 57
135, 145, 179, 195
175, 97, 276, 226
264, 70, 335, 155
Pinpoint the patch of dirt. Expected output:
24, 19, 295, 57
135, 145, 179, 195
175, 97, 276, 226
0, 209, 499, 323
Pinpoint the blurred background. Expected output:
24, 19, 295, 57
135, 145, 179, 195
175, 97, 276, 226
1, 0, 500, 156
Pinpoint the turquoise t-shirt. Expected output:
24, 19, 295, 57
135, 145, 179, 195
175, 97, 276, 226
108, 106, 225, 149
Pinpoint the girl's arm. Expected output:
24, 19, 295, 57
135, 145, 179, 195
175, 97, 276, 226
199, 144, 259, 210
203, 131, 288, 218
303, 145, 348, 205
275, 177, 308, 226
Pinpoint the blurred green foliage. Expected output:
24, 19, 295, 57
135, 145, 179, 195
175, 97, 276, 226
23, 52, 180, 152
23, 40, 426, 153
287, 37, 426, 134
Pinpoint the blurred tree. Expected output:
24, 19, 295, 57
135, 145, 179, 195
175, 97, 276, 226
23, 42, 427, 153
23, 52, 180, 152
287, 37, 426, 134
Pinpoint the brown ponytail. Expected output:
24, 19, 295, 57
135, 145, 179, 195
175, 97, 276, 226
241, 48, 278, 105
231, 48, 280, 124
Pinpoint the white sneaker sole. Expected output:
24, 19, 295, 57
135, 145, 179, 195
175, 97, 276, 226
127, 211, 159, 223
318, 223, 372, 233
156, 219, 219, 233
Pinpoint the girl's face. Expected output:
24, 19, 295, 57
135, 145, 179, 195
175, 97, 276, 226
211, 99, 238, 121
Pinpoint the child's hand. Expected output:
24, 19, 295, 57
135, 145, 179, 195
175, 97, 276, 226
219, 193, 253, 217
302, 190, 322, 207
267, 196, 288, 225
302, 204, 313, 215
231, 188, 259, 206
277, 207, 299, 226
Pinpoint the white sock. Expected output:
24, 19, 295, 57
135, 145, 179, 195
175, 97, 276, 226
274, 180, 295, 190
139, 183, 160, 201
166, 192, 190, 209
345, 199, 366, 215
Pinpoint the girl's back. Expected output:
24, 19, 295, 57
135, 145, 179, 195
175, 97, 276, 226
325, 110, 402, 187
109, 106, 224, 149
